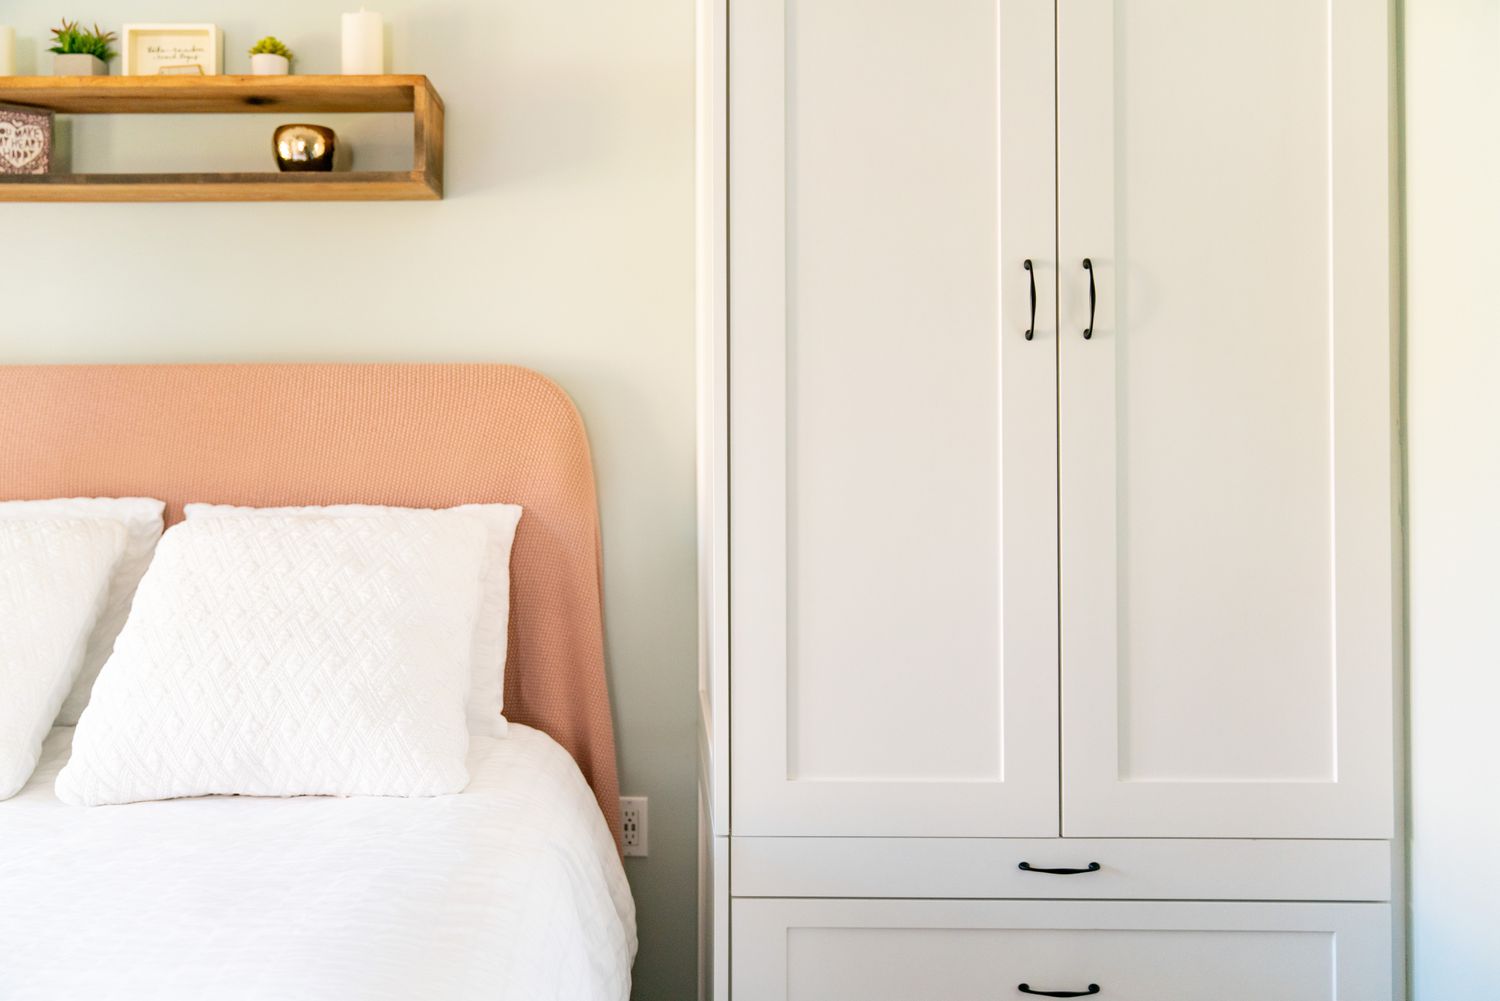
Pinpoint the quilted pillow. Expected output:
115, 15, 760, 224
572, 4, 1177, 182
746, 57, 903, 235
185, 502, 523, 737
0, 498, 166, 725
55, 513, 489, 806
0, 518, 127, 800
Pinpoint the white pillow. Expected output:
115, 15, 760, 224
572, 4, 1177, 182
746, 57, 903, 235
0, 497, 166, 725
185, 502, 523, 737
0, 518, 127, 799
56, 513, 489, 806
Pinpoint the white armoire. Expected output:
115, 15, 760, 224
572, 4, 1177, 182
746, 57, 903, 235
697, 2, 1400, 998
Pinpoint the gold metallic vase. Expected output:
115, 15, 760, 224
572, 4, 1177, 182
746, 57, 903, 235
273, 124, 337, 173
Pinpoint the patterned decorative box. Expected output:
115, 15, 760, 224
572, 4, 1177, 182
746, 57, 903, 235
0, 103, 54, 176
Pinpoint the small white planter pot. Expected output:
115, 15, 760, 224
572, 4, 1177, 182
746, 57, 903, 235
250, 53, 290, 76
53, 53, 107, 76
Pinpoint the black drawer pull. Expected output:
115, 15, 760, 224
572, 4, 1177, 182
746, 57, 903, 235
1017, 861, 1102, 875
1018, 985, 1100, 998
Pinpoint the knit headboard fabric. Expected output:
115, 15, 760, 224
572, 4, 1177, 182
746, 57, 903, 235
0, 364, 621, 844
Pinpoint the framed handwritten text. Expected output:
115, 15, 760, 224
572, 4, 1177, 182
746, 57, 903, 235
122, 24, 223, 76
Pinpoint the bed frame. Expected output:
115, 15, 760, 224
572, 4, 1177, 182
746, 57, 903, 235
0, 364, 621, 844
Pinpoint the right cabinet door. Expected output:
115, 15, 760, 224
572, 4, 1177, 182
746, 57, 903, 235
1056, 0, 1395, 838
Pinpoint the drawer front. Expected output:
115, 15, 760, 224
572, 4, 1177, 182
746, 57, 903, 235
732, 837, 1392, 901
733, 899, 1390, 1001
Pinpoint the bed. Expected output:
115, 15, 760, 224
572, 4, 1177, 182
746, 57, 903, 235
0, 364, 636, 1000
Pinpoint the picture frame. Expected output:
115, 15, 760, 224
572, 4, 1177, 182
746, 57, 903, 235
0, 103, 54, 176
122, 24, 223, 77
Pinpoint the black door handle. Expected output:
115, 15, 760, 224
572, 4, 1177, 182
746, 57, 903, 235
1082, 258, 1096, 339
1018, 861, 1102, 875
1023, 259, 1037, 341
1019, 985, 1100, 998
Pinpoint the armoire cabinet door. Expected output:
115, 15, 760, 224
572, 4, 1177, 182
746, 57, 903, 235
1056, 0, 1395, 837
729, 0, 1059, 837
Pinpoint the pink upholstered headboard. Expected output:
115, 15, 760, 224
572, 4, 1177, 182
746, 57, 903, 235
0, 364, 620, 844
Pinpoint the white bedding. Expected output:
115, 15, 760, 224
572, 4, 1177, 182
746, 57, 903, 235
0, 725, 636, 1001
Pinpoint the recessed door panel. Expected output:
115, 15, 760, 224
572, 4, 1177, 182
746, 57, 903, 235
730, 0, 1058, 836
1057, 0, 1394, 837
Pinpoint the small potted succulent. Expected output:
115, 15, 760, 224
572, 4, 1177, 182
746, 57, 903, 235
249, 37, 292, 76
49, 19, 116, 76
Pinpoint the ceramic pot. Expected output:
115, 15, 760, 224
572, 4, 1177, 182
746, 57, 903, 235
52, 53, 106, 76
251, 53, 290, 76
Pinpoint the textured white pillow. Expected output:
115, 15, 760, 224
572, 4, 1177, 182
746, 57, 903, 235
56, 513, 489, 806
185, 502, 523, 737
0, 497, 166, 725
0, 518, 127, 799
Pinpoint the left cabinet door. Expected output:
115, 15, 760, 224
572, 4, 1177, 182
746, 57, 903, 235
729, 0, 1060, 837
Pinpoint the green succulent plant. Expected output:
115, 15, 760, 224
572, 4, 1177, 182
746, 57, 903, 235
248, 36, 292, 60
49, 19, 117, 62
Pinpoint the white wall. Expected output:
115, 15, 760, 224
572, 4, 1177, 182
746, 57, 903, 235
1405, 0, 1500, 995
0, 3, 696, 998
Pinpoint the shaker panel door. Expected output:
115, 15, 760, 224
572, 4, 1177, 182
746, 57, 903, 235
730, 0, 1059, 836
1057, 0, 1395, 837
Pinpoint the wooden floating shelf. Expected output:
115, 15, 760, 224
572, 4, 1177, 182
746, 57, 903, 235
0, 75, 444, 202
0, 171, 438, 202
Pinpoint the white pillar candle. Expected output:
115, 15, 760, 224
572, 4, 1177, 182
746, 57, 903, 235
0, 27, 16, 77
341, 10, 384, 75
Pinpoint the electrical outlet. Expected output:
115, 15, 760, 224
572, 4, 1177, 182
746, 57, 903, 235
620, 796, 648, 857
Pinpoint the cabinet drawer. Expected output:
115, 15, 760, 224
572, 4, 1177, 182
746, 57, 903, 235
733, 899, 1390, 1001
732, 837, 1392, 901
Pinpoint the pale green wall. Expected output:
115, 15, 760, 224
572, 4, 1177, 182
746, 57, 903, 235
0, 3, 697, 998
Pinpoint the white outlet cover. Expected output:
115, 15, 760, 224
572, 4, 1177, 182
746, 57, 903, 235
620, 796, 648, 857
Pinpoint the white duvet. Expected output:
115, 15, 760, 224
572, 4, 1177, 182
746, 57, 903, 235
0, 725, 636, 1001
